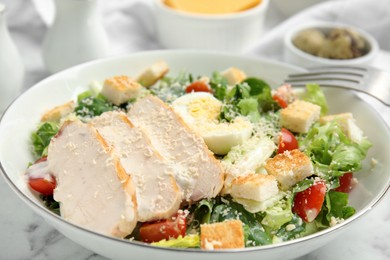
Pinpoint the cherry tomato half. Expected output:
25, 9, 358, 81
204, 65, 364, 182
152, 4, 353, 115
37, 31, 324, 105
293, 181, 326, 222
139, 211, 187, 243
28, 177, 56, 196
27, 157, 56, 196
272, 94, 288, 108
334, 172, 354, 193
185, 81, 211, 93
278, 128, 299, 154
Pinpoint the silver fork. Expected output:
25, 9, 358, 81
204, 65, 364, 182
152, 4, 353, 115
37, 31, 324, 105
284, 66, 390, 106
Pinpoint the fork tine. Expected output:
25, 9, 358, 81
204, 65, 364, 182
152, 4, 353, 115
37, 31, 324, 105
286, 75, 363, 84
288, 71, 364, 78
305, 66, 368, 72
285, 80, 361, 89
285, 66, 390, 106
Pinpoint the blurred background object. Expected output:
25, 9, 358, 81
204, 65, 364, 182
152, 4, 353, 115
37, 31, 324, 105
0, 3, 24, 113
154, 0, 269, 52
283, 21, 379, 67
272, 0, 329, 17
42, 0, 110, 74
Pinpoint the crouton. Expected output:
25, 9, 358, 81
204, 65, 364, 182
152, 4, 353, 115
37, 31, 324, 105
221, 67, 247, 86
101, 75, 142, 106
136, 60, 169, 87
200, 220, 245, 250
230, 173, 279, 202
41, 101, 75, 122
280, 100, 321, 133
265, 149, 313, 190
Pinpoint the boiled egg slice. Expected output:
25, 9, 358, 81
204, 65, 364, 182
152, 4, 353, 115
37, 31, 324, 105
172, 92, 253, 155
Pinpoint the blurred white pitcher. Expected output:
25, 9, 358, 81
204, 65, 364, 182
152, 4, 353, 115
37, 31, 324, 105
42, 0, 110, 74
0, 4, 24, 113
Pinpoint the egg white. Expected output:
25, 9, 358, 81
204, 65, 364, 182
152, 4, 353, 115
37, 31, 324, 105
172, 92, 253, 155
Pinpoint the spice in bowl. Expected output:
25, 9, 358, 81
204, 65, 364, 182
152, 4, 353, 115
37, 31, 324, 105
293, 28, 369, 60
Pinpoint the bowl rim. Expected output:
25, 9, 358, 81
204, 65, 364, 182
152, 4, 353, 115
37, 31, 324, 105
1, 49, 389, 254
154, 0, 269, 21
284, 21, 379, 65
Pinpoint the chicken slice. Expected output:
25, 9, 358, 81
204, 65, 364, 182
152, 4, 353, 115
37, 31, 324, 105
47, 120, 137, 238
128, 96, 224, 201
91, 111, 182, 221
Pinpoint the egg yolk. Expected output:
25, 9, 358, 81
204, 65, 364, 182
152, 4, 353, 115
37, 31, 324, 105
188, 97, 221, 121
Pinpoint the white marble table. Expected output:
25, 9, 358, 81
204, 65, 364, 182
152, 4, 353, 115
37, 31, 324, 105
0, 0, 389, 259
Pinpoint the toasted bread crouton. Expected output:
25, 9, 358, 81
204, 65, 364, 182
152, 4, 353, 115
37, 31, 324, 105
200, 220, 245, 250
136, 60, 169, 87
221, 67, 247, 86
230, 173, 279, 202
41, 101, 75, 122
280, 100, 321, 133
101, 76, 142, 106
265, 149, 313, 190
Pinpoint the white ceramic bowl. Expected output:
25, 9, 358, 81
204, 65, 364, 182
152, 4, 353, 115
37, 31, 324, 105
154, 0, 269, 52
284, 22, 379, 68
0, 50, 389, 260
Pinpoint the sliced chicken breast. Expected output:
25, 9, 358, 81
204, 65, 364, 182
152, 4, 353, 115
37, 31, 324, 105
91, 111, 182, 221
47, 120, 137, 238
128, 96, 224, 201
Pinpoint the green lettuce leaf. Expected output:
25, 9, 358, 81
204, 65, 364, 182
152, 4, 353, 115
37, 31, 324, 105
237, 97, 260, 122
31, 121, 60, 157
274, 214, 306, 241
315, 191, 355, 228
300, 122, 371, 178
75, 94, 115, 118
302, 83, 328, 116
261, 198, 293, 230
325, 191, 355, 221
187, 199, 214, 232
151, 235, 200, 248
189, 197, 272, 247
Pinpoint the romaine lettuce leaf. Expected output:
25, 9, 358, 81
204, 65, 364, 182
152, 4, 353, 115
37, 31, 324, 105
274, 214, 306, 241
216, 77, 279, 122
75, 94, 115, 118
261, 198, 293, 230
315, 191, 355, 228
302, 83, 328, 116
188, 197, 272, 246
300, 122, 371, 178
237, 98, 260, 122
31, 121, 60, 157
151, 235, 200, 248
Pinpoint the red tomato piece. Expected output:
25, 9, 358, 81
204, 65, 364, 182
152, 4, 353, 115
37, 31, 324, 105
185, 81, 211, 93
272, 94, 288, 108
27, 157, 56, 196
139, 211, 187, 243
335, 172, 354, 193
278, 128, 299, 154
28, 177, 56, 196
293, 181, 327, 222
